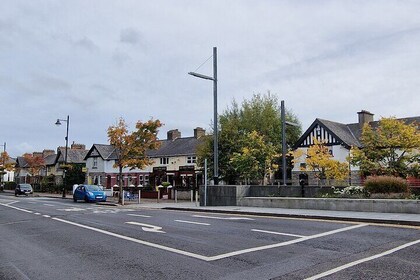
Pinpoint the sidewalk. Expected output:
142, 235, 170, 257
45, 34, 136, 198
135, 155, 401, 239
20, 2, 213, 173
2, 190, 419, 226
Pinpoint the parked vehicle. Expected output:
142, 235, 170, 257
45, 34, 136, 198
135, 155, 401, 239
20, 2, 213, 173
73, 185, 107, 203
15, 184, 33, 196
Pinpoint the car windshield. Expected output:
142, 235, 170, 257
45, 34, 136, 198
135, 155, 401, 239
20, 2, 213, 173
85, 185, 102, 191
20, 184, 32, 190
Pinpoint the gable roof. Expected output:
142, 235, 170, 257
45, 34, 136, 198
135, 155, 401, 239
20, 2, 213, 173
84, 144, 118, 160
294, 116, 420, 149
147, 136, 204, 157
57, 147, 88, 164
85, 136, 204, 161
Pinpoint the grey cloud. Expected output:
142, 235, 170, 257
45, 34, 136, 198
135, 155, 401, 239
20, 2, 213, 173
32, 74, 72, 92
112, 50, 131, 66
74, 37, 99, 52
120, 28, 143, 45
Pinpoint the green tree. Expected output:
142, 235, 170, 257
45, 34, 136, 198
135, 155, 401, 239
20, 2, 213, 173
350, 117, 420, 178
108, 117, 162, 203
197, 92, 301, 184
230, 131, 278, 184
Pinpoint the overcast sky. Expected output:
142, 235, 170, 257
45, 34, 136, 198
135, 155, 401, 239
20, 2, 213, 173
2, 0, 420, 157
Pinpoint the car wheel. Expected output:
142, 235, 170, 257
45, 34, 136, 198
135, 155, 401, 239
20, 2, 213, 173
84, 196, 89, 203
73, 196, 77, 202
15, 193, 18, 197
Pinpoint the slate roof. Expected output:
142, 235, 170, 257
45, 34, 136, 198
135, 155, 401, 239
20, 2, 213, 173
85, 136, 205, 160
296, 116, 420, 149
57, 147, 88, 164
147, 137, 205, 157
15, 157, 28, 168
85, 144, 118, 160
44, 154, 58, 166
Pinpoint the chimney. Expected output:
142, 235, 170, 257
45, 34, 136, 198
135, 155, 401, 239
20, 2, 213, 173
167, 129, 181, 141
33, 152, 43, 158
194, 127, 205, 139
357, 110, 374, 128
71, 143, 86, 150
42, 149, 55, 158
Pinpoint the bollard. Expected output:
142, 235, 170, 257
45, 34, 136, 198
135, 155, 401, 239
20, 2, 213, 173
191, 190, 193, 202
138, 189, 141, 204
122, 190, 125, 206
175, 190, 177, 203
195, 190, 198, 206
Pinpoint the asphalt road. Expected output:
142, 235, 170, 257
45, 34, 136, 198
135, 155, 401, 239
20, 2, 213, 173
0, 194, 419, 280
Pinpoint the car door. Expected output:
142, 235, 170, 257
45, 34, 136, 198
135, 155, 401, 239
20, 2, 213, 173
75, 186, 84, 200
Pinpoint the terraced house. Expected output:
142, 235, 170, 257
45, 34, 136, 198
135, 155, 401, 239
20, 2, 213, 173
84, 127, 206, 190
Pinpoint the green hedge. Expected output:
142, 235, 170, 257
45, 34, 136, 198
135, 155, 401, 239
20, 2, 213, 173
364, 176, 409, 194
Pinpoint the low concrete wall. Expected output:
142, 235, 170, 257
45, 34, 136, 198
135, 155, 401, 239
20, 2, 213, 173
199, 185, 323, 206
199, 185, 251, 206
239, 197, 420, 214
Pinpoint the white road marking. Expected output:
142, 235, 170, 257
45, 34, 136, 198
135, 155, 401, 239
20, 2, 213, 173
0, 202, 370, 262
56, 207, 86, 212
34, 213, 41, 215
193, 215, 254, 221
0, 203, 33, 213
43, 204, 55, 207
206, 224, 368, 261
5, 201, 18, 205
175, 220, 210, 226
125, 222, 166, 233
43, 215, 51, 218
51, 218, 210, 260
305, 238, 420, 280
251, 229, 306, 238
127, 214, 152, 218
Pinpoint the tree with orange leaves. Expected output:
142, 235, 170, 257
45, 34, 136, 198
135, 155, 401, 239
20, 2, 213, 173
108, 117, 162, 203
23, 153, 45, 183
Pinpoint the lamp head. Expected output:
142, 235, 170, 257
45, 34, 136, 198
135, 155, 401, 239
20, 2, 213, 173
55, 119, 62, 126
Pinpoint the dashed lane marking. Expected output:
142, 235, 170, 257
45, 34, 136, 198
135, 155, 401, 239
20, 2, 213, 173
193, 214, 254, 221
251, 229, 306, 238
0, 201, 370, 262
175, 220, 210, 226
127, 214, 152, 218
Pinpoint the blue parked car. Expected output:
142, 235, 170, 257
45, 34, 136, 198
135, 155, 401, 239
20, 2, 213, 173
73, 185, 107, 203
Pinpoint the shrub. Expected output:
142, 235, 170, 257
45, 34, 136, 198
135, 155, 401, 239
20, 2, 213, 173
364, 176, 409, 194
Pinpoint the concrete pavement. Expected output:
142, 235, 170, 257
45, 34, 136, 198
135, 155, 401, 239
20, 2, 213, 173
2, 190, 419, 226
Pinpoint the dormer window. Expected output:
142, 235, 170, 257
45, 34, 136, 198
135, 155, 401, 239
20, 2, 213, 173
93, 157, 98, 169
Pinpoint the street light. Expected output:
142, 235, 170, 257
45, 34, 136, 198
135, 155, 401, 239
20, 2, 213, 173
281, 101, 299, 186
188, 47, 219, 185
55, 115, 69, 198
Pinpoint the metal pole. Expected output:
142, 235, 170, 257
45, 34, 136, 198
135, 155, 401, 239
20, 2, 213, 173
63, 115, 69, 198
281, 101, 287, 186
204, 158, 208, 206
213, 47, 219, 185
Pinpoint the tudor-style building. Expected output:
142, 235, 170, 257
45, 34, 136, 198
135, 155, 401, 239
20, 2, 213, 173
292, 110, 420, 186
84, 127, 206, 190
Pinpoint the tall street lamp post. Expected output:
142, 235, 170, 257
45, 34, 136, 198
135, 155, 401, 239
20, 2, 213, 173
189, 47, 219, 185
281, 101, 299, 186
55, 115, 69, 198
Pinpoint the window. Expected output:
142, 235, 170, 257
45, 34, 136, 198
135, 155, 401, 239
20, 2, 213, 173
139, 175, 143, 183
93, 157, 98, 169
144, 175, 149, 183
187, 156, 196, 164
160, 157, 169, 165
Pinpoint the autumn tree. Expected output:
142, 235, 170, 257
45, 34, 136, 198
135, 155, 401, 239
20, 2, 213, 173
350, 117, 420, 178
0, 151, 14, 188
108, 117, 162, 203
23, 153, 45, 183
197, 92, 301, 184
293, 139, 349, 185
230, 131, 278, 184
